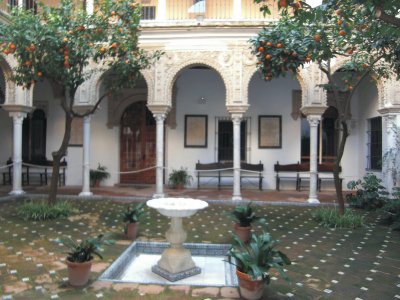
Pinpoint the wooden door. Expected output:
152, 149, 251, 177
120, 101, 156, 184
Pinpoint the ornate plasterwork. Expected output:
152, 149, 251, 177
161, 50, 232, 107
0, 54, 16, 105
77, 62, 155, 107
377, 76, 400, 112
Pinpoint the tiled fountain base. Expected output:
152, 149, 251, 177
99, 241, 238, 286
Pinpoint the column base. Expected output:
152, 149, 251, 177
79, 191, 93, 197
152, 265, 201, 282
307, 198, 320, 204
153, 193, 166, 199
9, 190, 25, 196
232, 195, 242, 201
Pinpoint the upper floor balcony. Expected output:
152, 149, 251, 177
1, 0, 278, 27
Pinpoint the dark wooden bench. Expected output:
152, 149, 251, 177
196, 161, 264, 190
316, 163, 342, 191
5, 158, 67, 186
274, 161, 302, 191
2, 158, 13, 185
274, 161, 342, 191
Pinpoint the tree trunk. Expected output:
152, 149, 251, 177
48, 111, 73, 206
334, 121, 349, 215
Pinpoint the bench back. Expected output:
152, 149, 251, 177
274, 161, 341, 173
196, 161, 263, 172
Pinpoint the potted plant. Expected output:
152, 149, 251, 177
228, 202, 265, 243
122, 202, 146, 239
168, 167, 193, 189
90, 163, 110, 187
227, 231, 291, 300
64, 234, 113, 287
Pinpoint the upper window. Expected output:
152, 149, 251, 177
368, 117, 382, 170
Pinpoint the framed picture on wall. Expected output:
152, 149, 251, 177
184, 115, 208, 148
258, 115, 282, 148
69, 118, 83, 147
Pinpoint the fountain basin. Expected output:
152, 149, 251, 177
146, 197, 208, 281
147, 197, 208, 218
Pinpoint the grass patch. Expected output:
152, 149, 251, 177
312, 207, 364, 229
18, 200, 75, 221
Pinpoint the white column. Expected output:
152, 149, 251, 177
232, 114, 242, 201
382, 114, 400, 193
86, 0, 94, 15
157, 0, 167, 20
307, 115, 321, 203
17, 0, 23, 8
153, 113, 166, 198
233, 0, 242, 19
9, 112, 26, 195
79, 115, 93, 197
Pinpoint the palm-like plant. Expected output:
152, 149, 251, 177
228, 202, 265, 227
64, 234, 113, 263
227, 231, 291, 283
123, 202, 146, 224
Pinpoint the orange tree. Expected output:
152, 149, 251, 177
0, 0, 161, 205
252, 0, 400, 213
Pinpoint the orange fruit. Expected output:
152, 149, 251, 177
266, 42, 273, 47
265, 76, 271, 81
37, 71, 43, 77
3, 49, 10, 55
64, 61, 70, 68
265, 54, 272, 60
25, 60, 32, 67
314, 34, 321, 42
130, 2, 137, 8
8, 43, 16, 50
276, 43, 283, 48
337, 19, 343, 26
258, 47, 264, 52
111, 42, 118, 49
339, 30, 346, 36
336, 9, 342, 15
99, 47, 106, 54
63, 37, 69, 43
279, 0, 287, 8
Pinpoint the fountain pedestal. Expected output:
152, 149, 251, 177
147, 198, 208, 281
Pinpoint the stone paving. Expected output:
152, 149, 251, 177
0, 194, 399, 299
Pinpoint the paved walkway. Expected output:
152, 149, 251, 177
0, 184, 343, 203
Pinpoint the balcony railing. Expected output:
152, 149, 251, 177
1, 0, 275, 24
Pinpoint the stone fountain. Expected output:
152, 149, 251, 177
146, 197, 208, 281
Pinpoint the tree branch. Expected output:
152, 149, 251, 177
375, 6, 400, 28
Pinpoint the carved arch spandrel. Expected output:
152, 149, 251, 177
78, 64, 155, 107
0, 54, 17, 105
161, 52, 231, 108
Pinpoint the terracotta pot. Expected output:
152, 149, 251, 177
236, 269, 265, 300
125, 222, 140, 240
234, 223, 252, 243
66, 260, 92, 287
175, 183, 184, 190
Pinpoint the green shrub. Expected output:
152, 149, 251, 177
312, 208, 364, 229
18, 200, 74, 221
380, 199, 400, 231
227, 202, 266, 227
346, 173, 388, 210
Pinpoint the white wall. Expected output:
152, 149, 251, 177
165, 69, 301, 189
343, 76, 380, 182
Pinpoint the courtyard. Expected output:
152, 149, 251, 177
0, 190, 399, 299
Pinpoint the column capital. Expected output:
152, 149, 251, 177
230, 114, 243, 124
307, 114, 321, 127
154, 113, 166, 123
378, 107, 400, 115
73, 105, 95, 115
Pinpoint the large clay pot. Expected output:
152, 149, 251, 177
66, 260, 92, 287
236, 269, 265, 300
234, 223, 252, 243
125, 222, 140, 240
